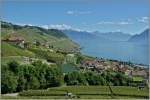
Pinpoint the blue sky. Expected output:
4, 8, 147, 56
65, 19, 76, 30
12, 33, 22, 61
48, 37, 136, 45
2, 0, 149, 35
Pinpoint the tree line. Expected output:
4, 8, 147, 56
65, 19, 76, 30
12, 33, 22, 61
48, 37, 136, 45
2, 61, 62, 94
2, 60, 133, 94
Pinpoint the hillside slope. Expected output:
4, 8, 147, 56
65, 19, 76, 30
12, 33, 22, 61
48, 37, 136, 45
1, 21, 78, 50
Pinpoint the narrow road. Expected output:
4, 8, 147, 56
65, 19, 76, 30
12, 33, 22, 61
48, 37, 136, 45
3, 93, 18, 97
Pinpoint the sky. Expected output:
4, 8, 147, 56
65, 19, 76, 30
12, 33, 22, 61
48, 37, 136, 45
2, 0, 149, 35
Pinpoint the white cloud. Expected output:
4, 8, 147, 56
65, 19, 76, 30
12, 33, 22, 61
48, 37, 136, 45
40, 24, 71, 30
14, 23, 34, 26
78, 11, 91, 14
97, 20, 132, 25
40, 25, 49, 29
40, 24, 83, 31
97, 21, 114, 25
26, 24, 34, 26
66, 10, 92, 15
48, 24, 72, 30
137, 17, 149, 23
67, 11, 74, 14
117, 21, 131, 25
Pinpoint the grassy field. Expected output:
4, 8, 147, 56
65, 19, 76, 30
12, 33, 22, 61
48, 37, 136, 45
1, 42, 35, 57
2, 86, 149, 99
1, 56, 29, 64
133, 76, 144, 81
50, 39, 78, 50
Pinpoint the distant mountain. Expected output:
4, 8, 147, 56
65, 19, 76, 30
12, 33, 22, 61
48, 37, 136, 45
62, 30, 110, 46
93, 31, 132, 41
128, 29, 149, 44
62, 29, 132, 44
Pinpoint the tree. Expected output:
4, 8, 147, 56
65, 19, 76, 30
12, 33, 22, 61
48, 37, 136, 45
76, 55, 83, 64
8, 61, 19, 73
38, 74, 47, 89
45, 66, 63, 87
84, 71, 95, 85
1, 70, 18, 93
35, 41, 41, 46
28, 76, 40, 89
114, 72, 126, 86
34, 62, 47, 89
16, 75, 27, 92
77, 73, 88, 85
64, 71, 106, 86
64, 71, 80, 85
24, 41, 32, 49
22, 64, 36, 81
2, 60, 65, 93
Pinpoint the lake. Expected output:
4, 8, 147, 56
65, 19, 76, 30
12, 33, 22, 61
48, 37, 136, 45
80, 41, 148, 65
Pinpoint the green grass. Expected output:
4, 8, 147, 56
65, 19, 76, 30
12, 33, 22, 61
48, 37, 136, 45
48, 86, 110, 95
50, 39, 78, 50
133, 76, 144, 81
112, 86, 148, 97
1, 42, 35, 57
12, 86, 148, 99
1, 56, 28, 64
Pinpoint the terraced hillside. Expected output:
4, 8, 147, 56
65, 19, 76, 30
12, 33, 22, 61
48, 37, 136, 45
1, 21, 78, 64
1, 21, 78, 50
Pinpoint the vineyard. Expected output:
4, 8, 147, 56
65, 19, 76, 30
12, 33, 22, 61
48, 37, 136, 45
2, 86, 149, 99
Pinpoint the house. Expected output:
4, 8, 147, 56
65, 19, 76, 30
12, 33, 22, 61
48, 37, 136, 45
2, 34, 24, 42
112, 66, 118, 71
131, 70, 147, 77
124, 70, 132, 76
81, 58, 110, 72
2, 34, 25, 48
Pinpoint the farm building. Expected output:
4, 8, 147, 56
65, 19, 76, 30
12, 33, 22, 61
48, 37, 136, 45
2, 34, 25, 48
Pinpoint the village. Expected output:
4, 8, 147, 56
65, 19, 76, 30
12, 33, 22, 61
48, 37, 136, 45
2, 34, 149, 87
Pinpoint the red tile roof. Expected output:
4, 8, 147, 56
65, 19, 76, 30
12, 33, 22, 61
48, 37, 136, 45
2, 34, 24, 41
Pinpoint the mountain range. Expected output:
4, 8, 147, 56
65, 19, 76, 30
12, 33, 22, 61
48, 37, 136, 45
62, 29, 132, 42
62, 29, 149, 45
93, 31, 132, 41
128, 29, 149, 44
62, 30, 110, 45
